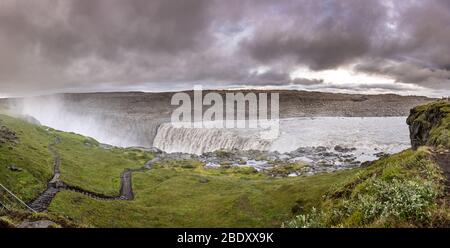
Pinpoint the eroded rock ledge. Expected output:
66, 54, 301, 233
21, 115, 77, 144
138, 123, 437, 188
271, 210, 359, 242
406, 100, 450, 150
0, 123, 18, 145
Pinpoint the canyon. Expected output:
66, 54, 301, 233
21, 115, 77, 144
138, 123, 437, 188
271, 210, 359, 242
0, 90, 433, 149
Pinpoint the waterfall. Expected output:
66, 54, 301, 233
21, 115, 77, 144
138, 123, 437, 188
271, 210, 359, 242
153, 123, 271, 155
11, 95, 410, 157
153, 117, 410, 156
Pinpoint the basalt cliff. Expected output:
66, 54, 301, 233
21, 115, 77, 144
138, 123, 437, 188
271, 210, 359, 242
407, 100, 450, 150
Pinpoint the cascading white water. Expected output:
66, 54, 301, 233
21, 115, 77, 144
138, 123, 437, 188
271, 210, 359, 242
152, 117, 410, 158
153, 123, 271, 154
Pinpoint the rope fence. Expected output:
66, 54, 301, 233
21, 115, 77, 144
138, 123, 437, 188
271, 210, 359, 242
0, 183, 36, 213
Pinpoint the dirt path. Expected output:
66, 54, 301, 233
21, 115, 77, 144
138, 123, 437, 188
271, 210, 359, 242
29, 137, 62, 212
118, 157, 161, 200
29, 136, 160, 212
119, 170, 134, 200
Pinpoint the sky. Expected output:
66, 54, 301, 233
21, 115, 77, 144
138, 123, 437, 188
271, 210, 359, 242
0, 0, 449, 97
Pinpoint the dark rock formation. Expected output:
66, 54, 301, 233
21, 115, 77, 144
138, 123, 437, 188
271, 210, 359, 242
406, 100, 450, 150
8, 164, 23, 172
334, 145, 356, 153
17, 220, 57, 228
374, 152, 388, 158
0, 125, 18, 145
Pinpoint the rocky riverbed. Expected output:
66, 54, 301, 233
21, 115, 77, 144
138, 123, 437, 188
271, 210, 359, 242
136, 144, 392, 178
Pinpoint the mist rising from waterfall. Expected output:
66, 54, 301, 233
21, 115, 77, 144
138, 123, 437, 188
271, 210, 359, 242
13, 95, 163, 147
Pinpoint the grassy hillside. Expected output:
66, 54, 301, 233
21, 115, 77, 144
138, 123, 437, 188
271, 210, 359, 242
0, 113, 154, 226
0, 114, 54, 202
284, 148, 449, 227
49, 164, 356, 227
0, 209, 87, 228
54, 130, 153, 195
0, 113, 154, 199
407, 100, 450, 149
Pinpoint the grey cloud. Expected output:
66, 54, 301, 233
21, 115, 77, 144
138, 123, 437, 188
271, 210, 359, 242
291, 78, 324, 86
0, 0, 449, 96
242, 69, 323, 86
245, 70, 291, 85
239, 0, 450, 91
0, 0, 215, 94
355, 59, 450, 89
307, 82, 423, 93
239, 0, 387, 70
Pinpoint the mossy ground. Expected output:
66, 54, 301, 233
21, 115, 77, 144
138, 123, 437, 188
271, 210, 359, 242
407, 100, 450, 149
0, 208, 86, 228
284, 100, 450, 228
49, 165, 356, 227
0, 114, 54, 202
54, 130, 154, 195
285, 144, 450, 227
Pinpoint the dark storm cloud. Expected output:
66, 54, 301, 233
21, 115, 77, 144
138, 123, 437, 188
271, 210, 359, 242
0, 0, 449, 96
0, 0, 215, 94
242, 70, 323, 86
291, 78, 324, 86
246, 70, 291, 85
240, 0, 387, 70
240, 0, 450, 90
355, 59, 450, 90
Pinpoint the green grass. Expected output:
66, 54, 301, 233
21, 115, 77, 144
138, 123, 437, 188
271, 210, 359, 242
0, 208, 87, 228
407, 100, 450, 149
0, 113, 154, 202
49, 165, 357, 227
0, 114, 54, 201
284, 148, 449, 227
54, 130, 154, 195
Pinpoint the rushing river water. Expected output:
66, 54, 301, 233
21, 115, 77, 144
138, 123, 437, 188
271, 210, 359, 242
271, 117, 410, 160
153, 117, 410, 162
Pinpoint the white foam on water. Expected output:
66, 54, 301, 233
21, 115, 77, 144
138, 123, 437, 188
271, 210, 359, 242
153, 123, 271, 155
271, 117, 410, 160
153, 117, 410, 160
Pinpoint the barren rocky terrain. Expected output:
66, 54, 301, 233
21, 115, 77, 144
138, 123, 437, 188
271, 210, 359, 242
1, 90, 434, 117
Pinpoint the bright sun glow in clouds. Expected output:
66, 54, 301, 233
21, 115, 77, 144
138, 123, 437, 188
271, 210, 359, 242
291, 66, 396, 87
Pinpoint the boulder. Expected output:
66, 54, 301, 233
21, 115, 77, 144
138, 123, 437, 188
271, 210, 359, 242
8, 164, 23, 172
334, 145, 356, 153
198, 177, 210, 183
0, 125, 18, 145
17, 220, 58, 228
